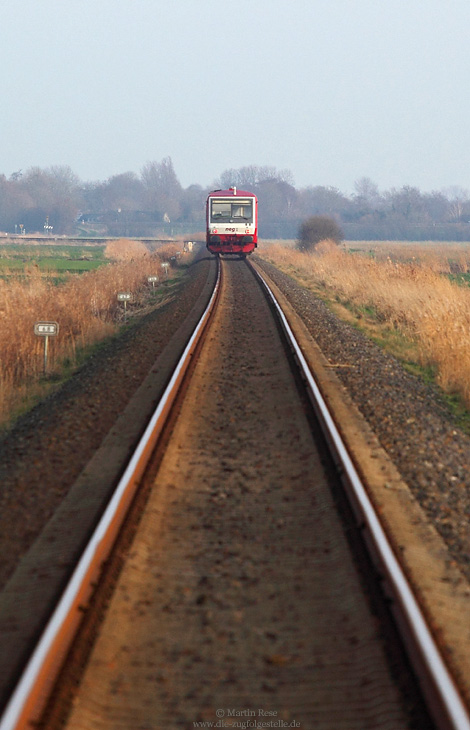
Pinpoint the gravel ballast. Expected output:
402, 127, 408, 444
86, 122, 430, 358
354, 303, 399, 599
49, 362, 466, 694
59, 258, 421, 730
1, 252, 469, 588
0, 256, 213, 591
255, 256, 470, 582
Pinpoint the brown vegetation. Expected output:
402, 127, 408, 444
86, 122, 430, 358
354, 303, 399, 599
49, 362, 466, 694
260, 241, 470, 407
0, 243, 180, 425
104, 238, 149, 261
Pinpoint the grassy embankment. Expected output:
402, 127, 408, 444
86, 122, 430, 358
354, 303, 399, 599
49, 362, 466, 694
0, 240, 182, 428
259, 240, 470, 427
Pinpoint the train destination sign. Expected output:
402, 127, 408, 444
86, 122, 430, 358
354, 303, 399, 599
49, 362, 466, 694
34, 321, 59, 336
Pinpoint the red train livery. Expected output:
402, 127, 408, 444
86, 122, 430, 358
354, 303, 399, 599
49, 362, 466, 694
206, 187, 258, 257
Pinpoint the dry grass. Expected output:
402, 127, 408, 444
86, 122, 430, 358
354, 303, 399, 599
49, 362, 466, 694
259, 241, 470, 406
0, 242, 180, 425
104, 238, 149, 261
345, 240, 470, 274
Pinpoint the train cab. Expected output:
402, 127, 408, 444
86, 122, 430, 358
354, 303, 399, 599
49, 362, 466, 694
206, 187, 258, 257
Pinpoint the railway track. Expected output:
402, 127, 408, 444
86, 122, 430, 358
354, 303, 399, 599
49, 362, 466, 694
0, 257, 469, 729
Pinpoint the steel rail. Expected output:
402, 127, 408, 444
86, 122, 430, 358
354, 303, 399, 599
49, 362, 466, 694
0, 261, 221, 730
251, 262, 470, 730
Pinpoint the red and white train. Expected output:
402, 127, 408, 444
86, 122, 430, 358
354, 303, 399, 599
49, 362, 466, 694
206, 187, 258, 257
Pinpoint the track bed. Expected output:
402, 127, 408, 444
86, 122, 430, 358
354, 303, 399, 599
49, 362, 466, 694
56, 260, 424, 729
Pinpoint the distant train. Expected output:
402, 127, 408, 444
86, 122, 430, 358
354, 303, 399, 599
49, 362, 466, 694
206, 188, 258, 257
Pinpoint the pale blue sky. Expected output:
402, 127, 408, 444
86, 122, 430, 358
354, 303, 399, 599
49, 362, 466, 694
1, 0, 469, 192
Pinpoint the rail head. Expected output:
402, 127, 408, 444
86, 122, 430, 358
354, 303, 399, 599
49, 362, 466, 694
3, 255, 470, 730
249, 259, 470, 730
0, 260, 222, 730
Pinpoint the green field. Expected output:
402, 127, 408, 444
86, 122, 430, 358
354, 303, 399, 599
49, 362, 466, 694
0, 244, 107, 275
448, 272, 470, 286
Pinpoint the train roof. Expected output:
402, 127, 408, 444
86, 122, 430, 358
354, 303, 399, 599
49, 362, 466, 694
207, 188, 256, 198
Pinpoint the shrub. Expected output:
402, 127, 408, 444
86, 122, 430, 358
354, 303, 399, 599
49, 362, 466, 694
104, 238, 149, 261
297, 216, 344, 251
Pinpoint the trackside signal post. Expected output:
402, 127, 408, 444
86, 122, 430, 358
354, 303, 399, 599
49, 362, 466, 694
34, 321, 59, 375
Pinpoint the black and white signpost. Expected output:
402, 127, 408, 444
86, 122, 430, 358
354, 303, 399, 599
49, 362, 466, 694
34, 321, 59, 375
117, 292, 132, 319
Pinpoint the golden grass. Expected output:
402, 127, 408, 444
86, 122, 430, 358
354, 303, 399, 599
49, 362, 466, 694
0, 242, 180, 425
345, 240, 470, 274
259, 241, 470, 407
104, 238, 149, 261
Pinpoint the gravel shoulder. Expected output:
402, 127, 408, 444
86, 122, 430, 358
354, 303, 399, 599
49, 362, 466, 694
0, 254, 214, 592
255, 256, 470, 583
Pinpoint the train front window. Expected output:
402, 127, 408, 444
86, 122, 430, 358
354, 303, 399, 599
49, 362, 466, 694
211, 202, 231, 221
211, 200, 253, 223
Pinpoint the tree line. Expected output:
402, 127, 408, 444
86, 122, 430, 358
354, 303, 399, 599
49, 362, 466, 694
1, 159, 470, 240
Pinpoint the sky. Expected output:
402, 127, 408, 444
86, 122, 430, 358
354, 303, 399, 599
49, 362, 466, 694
1, 0, 470, 193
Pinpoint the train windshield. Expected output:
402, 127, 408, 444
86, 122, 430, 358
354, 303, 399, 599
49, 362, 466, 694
210, 199, 253, 223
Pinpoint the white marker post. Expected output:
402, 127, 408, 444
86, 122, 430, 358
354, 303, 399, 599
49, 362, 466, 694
34, 322, 59, 375
148, 275, 158, 289
161, 262, 170, 279
117, 292, 132, 319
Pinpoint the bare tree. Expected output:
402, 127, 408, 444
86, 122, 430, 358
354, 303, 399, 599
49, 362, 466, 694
215, 165, 294, 190
442, 186, 469, 222
141, 157, 182, 221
